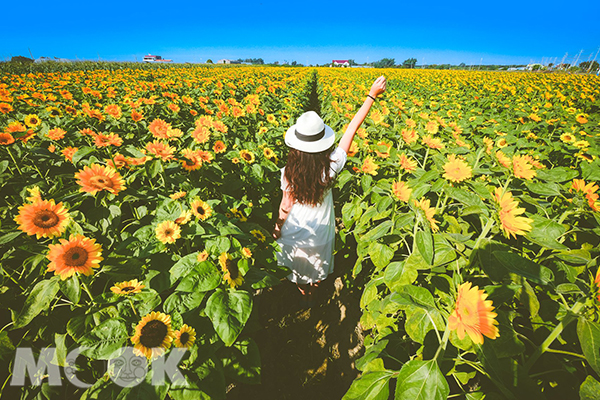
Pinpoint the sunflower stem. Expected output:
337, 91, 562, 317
473, 216, 494, 250
6, 147, 22, 175
421, 147, 430, 168
128, 299, 138, 316
523, 300, 584, 373
433, 324, 451, 361
81, 279, 94, 302
472, 146, 485, 171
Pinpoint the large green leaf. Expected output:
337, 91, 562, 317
580, 375, 600, 400
578, 318, 600, 376
415, 230, 434, 265
205, 289, 252, 346
176, 261, 221, 293
79, 319, 129, 360
362, 220, 394, 242
368, 242, 394, 271
395, 360, 449, 400
384, 261, 418, 292
169, 253, 199, 283
59, 275, 81, 304
492, 251, 552, 285
342, 371, 393, 400
13, 277, 61, 328
535, 167, 578, 182
526, 215, 568, 251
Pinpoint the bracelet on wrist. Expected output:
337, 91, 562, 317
367, 94, 376, 101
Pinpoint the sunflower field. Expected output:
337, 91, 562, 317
0, 62, 599, 399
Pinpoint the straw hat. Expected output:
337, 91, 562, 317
284, 111, 335, 153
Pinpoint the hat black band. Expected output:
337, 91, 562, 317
295, 128, 325, 142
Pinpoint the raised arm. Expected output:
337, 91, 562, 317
338, 76, 387, 154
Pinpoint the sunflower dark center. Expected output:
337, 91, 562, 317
164, 229, 173, 236
139, 320, 168, 348
89, 175, 113, 189
226, 260, 239, 279
121, 286, 135, 292
196, 206, 205, 216
64, 246, 89, 267
179, 332, 190, 345
242, 153, 252, 161
33, 210, 59, 228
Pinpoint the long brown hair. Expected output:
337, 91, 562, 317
284, 146, 335, 206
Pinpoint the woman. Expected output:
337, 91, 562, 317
272, 76, 387, 302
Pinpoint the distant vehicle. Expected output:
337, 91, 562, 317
143, 55, 172, 63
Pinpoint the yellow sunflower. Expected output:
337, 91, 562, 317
111, 279, 145, 296
174, 324, 197, 349
155, 221, 181, 244
250, 229, 266, 243
24, 114, 41, 128
442, 154, 472, 183
239, 150, 255, 164
174, 210, 192, 226
219, 252, 244, 288
190, 199, 212, 221
131, 311, 175, 359
15, 199, 70, 239
47, 235, 103, 280
493, 187, 533, 239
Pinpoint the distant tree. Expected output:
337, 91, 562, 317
11, 56, 34, 64
373, 58, 395, 68
458, 62, 466, 69
402, 58, 417, 69
580, 61, 599, 72
291, 61, 297, 66
348, 59, 357, 66
206, 59, 213, 64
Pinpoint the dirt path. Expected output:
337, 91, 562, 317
227, 252, 365, 400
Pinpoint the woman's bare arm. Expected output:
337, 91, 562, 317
272, 190, 294, 239
338, 76, 387, 154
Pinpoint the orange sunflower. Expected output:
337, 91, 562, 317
361, 156, 379, 176
146, 140, 175, 161
213, 141, 227, 154
448, 282, 499, 345
0, 132, 15, 145
180, 149, 203, 171
443, 154, 472, 183
398, 153, 418, 173
148, 118, 171, 139
512, 155, 536, 180
15, 199, 70, 239
493, 187, 533, 239
239, 150, 255, 164
414, 198, 439, 232
131, 311, 175, 359
47, 235, 103, 280
75, 164, 125, 195
392, 181, 412, 202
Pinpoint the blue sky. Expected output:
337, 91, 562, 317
4, 0, 600, 65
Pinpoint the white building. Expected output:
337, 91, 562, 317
332, 59, 350, 67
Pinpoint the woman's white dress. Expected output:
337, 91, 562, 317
276, 147, 347, 284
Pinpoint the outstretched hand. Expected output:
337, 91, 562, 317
369, 76, 387, 98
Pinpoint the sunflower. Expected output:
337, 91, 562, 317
443, 154, 472, 183
111, 279, 145, 296
47, 128, 66, 141
197, 250, 209, 262
392, 181, 412, 202
250, 229, 267, 242
155, 221, 181, 244
398, 153, 417, 173
47, 235, 103, 280
241, 247, 252, 258
46, 106, 61, 117
191, 125, 210, 144
170, 191, 187, 200
15, 199, 70, 239
131, 110, 144, 122
495, 150, 512, 168
61, 146, 78, 162
401, 129, 418, 145
219, 252, 244, 288
26, 186, 42, 203
75, 164, 125, 195
512, 154, 536, 180
493, 187, 533, 239
0, 103, 13, 114
422, 135, 444, 150
174, 210, 192, 225
361, 156, 379, 176
414, 198, 439, 232
213, 141, 227, 154
0, 132, 15, 145
576, 114, 588, 124
190, 199, 212, 221
24, 114, 41, 128
174, 325, 197, 349
180, 149, 203, 171
148, 118, 171, 139
448, 282, 499, 345
263, 147, 276, 159
131, 311, 175, 359
239, 150, 255, 164
106, 153, 129, 169
146, 140, 175, 161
